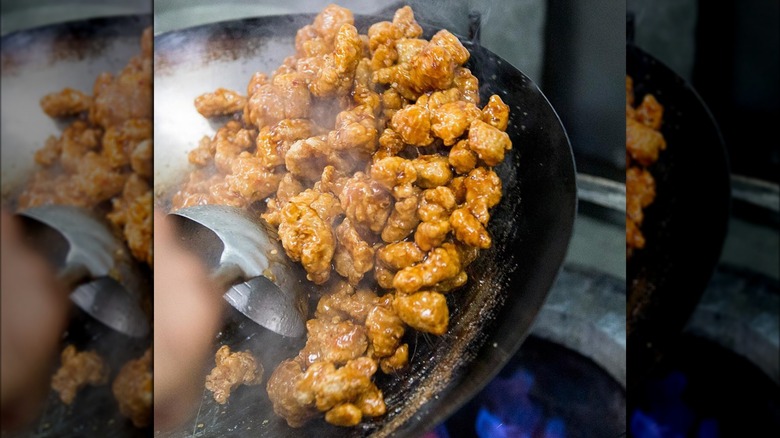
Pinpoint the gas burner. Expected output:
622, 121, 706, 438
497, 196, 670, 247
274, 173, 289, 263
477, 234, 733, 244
629, 335, 780, 437
442, 336, 626, 438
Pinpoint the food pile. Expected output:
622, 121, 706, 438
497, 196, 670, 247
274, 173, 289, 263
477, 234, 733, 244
173, 5, 512, 427
626, 75, 665, 256
17, 28, 153, 428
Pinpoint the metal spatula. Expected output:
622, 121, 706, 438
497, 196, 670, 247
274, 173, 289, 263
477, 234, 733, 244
168, 205, 309, 338
16, 205, 150, 338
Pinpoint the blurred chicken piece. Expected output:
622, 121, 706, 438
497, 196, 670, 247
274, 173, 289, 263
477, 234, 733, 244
112, 349, 152, 428
51, 345, 109, 405
205, 345, 264, 405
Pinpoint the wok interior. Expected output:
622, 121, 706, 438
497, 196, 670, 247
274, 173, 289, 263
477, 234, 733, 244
152, 13, 576, 437
626, 44, 730, 386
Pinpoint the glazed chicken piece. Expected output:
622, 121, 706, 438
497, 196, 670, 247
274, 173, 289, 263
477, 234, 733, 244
107, 174, 153, 265
393, 242, 463, 293
51, 345, 109, 405
194, 88, 247, 117
112, 349, 152, 428
277, 192, 337, 285
294, 357, 384, 426
393, 291, 449, 335
299, 318, 369, 366
40, 88, 92, 117
626, 117, 666, 166
205, 345, 264, 404
267, 358, 318, 428
626, 75, 665, 254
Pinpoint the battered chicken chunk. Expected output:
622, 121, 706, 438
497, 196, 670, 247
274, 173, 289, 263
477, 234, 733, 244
174, 5, 513, 428
195, 88, 247, 117
394, 291, 449, 335
51, 345, 109, 405
205, 345, 264, 404
626, 76, 666, 254
40, 88, 92, 117
112, 349, 152, 428
279, 205, 334, 284
267, 359, 318, 428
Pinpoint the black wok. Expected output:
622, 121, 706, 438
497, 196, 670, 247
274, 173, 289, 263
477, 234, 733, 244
626, 43, 731, 390
0, 15, 152, 438
154, 13, 576, 438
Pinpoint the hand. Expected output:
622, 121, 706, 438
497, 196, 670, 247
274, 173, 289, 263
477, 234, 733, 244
153, 208, 222, 431
1, 209, 68, 429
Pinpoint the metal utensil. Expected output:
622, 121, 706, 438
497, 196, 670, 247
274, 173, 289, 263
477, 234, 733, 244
167, 204, 309, 338
16, 204, 150, 338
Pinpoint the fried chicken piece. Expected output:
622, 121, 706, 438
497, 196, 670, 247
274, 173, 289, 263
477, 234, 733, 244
245, 72, 311, 128
194, 88, 247, 117
267, 359, 318, 428
626, 166, 656, 226
412, 154, 453, 189
102, 118, 152, 169
380, 343, 409, 374
374, 30, 469, 100
316, 285, 379, 324
328, 105, 378, 154
298, 24, 362, 98
108, 174, 153, 264
295, 356, 379, 414
51, 345, 109, 405
130, 139, 152, 179
370, 156, 418, 190
187, 135, 214, 167
415, 186, 457, 251
376, 242, 425, 271
635, 94, 664, 130
393, 242, 463, 293
205, 345, 264, 405
390, 103, 433, 146
464, 167, 502, 224
170, 169, 249, 210
325, 403, 363, 427
451, 207, 491, 249
59, 120, 102, 173
626, 217, 645, 250
373, 127, 405, 159
365, 304, 405, 358
454, 67, 480, 105
393, 291, 449, 335
300, 318, 368, 366
247, 72, 269, 96
278, 197, 336, 284
333, 218, 375, 285
224, 153, 283, 203
338, 172, 393, 234
467, 119, 512, 166
626, 117, 666, 166
381, 189, 421, 242
482, 94, 510, 131
211, 121, 255, 173
40, 88, 92, 117
112, 349, 152, 428
431, 100, 483, 145
449, 139, 478, 174
285, 135, 334, 181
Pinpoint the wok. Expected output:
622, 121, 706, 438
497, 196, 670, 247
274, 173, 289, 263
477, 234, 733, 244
0, 15, 152, 437
153, 13, 576, 438
626, 43, 731, 390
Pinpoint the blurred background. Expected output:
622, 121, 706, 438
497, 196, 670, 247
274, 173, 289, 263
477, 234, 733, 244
628, 0, 779, 436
